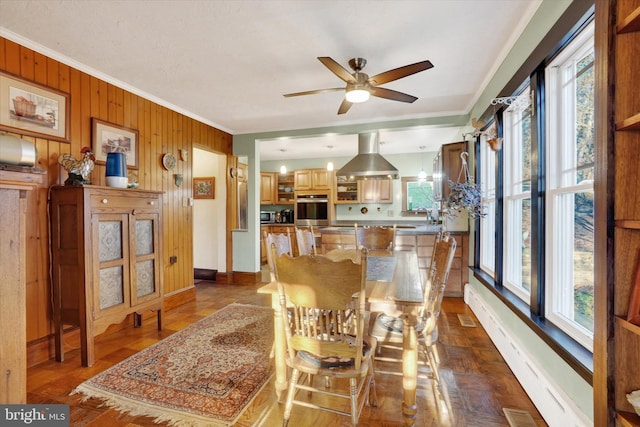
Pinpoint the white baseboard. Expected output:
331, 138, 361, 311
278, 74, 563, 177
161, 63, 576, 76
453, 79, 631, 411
463, 284, 592, 427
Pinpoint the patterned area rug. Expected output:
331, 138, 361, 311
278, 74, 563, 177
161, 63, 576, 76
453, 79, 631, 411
72, 303, 274, 426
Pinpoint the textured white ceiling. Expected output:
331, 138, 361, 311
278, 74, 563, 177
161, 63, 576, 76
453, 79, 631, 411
0, 0, 541, 158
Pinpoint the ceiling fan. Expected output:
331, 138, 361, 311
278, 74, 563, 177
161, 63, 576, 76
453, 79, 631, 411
283, 57, 434, 115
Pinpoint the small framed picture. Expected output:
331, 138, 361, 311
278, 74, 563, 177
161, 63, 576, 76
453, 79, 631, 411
0, 71, 69, 142
194, 177, 215, 199
91, 118, 139, 169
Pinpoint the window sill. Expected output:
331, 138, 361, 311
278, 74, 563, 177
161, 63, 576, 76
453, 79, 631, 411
472, 268, 594, 385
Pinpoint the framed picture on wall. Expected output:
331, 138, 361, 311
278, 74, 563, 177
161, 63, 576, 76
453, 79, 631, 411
91, 118, 139, 169
0, 71, 69, 142
194, 177, 215, 199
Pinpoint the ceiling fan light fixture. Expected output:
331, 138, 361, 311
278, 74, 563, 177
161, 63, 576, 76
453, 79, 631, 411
345, 86, 370, 103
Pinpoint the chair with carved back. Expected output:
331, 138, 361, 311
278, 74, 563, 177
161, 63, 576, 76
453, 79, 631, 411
354, 223, 396, 252
368, 231, 456, 386
295, 225, 317, 256
272, 247, 377, 426
264, 229, 293, 282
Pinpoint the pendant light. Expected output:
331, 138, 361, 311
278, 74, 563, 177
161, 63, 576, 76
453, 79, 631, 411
326, 145, 334, 171
418, 146, 427, 181
279, 149, 287, 174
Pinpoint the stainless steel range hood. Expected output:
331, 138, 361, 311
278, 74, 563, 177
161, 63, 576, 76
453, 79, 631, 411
336, 131, 399, 180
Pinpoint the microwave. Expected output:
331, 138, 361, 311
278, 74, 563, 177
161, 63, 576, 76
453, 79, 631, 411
260, 211, 276, 224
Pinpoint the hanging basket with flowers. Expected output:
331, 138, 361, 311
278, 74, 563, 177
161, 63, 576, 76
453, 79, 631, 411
445, 152, 486, 219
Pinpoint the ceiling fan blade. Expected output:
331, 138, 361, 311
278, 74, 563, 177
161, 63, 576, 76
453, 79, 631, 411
370, 87, 418, 103
283, 87, 344, 97
337, 99, 352, 115
368, 60, 434, 86
318, 57, 356, 83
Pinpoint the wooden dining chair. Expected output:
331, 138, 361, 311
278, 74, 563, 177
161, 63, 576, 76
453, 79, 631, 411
368, 231, 456, 386
295, 225, 317, 256
354, 223, 396, 252
264, 229, 293, 282
272, 247, 377, 426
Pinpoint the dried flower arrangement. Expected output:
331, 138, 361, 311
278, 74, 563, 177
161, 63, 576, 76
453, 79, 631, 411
446, 179, 486, 218
445, 151, 487, 219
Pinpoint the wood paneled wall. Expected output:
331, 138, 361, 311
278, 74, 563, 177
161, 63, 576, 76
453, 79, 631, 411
0, 37, 233, 358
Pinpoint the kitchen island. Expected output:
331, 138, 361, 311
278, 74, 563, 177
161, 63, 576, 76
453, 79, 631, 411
318, 223, 468, 296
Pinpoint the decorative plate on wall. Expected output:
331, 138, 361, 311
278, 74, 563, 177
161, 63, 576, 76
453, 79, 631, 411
162, 153, 177, 170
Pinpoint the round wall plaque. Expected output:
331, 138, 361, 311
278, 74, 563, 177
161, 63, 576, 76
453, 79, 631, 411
162, 153, 177, 170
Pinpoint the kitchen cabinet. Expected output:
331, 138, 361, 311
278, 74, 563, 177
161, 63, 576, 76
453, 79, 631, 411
50, 186, 164, 367
440, 141, 467, 201
294, 168, 332, 191
260, 172, 276, 205
334, 174, 392, 204
594, 2, 640, 425
276, 171, 295, 204
359, 179, 393, 204
320, 232, 357, 253
319, 229, 468, 296
335, 175, 358, 203
415, 234, 468, 296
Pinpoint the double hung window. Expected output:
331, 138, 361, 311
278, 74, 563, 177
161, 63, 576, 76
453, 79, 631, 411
479, 124, 497, 276
477, 20, 594, 350
502, 90, 533, 302
544, 22, 595, 350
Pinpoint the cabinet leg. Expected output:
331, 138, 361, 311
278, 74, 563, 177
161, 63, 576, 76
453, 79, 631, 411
82, 331, 94, 367
133, 313, 142, 327
54, 324, 64, 362
157, 309, 163, 330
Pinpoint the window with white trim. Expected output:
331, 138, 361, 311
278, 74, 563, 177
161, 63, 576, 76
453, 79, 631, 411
479, 123, 497, 276
545, 21, 594, 350
502, 90, 532, 302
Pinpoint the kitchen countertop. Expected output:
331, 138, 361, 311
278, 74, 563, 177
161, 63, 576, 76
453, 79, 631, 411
319, 222, 446, 235
263, 222, 467, 235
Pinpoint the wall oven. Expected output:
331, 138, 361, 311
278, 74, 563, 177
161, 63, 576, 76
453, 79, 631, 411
295, 193, 329, 226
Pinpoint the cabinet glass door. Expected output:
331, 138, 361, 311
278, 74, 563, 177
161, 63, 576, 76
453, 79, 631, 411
95, 214, 130, 311
131, 214, 161, 304
135, 218, 155, 297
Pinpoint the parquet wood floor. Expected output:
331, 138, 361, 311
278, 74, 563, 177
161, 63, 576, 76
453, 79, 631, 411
26, 281, 547, 426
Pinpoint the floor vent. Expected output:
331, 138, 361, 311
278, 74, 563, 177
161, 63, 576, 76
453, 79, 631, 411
457, 313, 477, 327
503, 408, 537, 427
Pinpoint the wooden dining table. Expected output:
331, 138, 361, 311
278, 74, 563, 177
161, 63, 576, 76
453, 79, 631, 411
258, 248, 424, 427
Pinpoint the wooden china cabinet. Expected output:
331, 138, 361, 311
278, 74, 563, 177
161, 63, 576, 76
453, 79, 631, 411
50, 185, 164, 367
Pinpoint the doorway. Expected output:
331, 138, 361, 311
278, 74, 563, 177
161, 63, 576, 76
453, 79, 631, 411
193, 147, 227, 280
